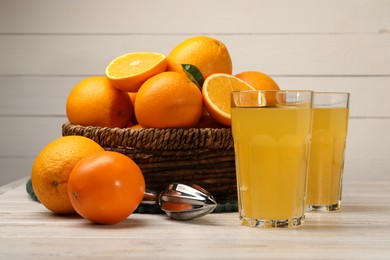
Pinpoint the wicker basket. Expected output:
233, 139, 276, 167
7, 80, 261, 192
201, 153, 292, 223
62, 122, 238, 212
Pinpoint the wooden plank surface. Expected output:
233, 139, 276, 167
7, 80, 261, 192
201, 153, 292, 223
1, 0, 389, 34
1, 34, 389, 76
1, 76, 389, 118
1, 179, 389, 259
0, 0, 389, 197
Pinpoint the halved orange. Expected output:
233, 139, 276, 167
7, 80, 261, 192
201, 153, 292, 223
202, 73, 255, 126
105, 52, 167, 92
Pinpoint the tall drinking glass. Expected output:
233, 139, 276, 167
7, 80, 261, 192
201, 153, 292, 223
306, 92, 350, 212
231, 90, 313, 228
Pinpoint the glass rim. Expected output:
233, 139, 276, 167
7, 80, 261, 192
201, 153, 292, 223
231, 89, 314, 94
314, 91, 350, 96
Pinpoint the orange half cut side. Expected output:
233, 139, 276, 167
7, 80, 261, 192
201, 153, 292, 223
105, 52, 167, 92
202, 73, 255, 126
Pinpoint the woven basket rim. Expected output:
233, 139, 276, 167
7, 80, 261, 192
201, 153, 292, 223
62, 122, 234, 150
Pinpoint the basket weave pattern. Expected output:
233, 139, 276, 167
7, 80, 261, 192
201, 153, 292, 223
62, 122, 238, 205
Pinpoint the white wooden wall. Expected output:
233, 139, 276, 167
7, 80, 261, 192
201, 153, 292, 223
0, 0, 389, 186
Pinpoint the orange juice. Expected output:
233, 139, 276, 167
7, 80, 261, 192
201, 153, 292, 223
231, 107, 312, 224
306, 107, 349, 210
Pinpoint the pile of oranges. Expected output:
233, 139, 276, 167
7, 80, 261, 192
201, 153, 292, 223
66, 35, 280, 129
30, 35, 281, 225
31, 136, 146, 225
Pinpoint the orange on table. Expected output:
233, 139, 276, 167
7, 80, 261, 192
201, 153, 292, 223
67, 151, 145, 225
134, 71, 203, 128
202, 73, 255, 127
167, 36, 232, 80
31, 136, 104, 214
235, 71, 280, 90
66, 76, 132, 128
105, 52, 167, 92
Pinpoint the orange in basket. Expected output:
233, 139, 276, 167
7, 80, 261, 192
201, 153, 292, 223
167, 35, 232, 80
105, 52, 167, 92
235, 71, 280, 91
66, 76, 132, 128
202, 73, 255, 127
134, 71, 203, 129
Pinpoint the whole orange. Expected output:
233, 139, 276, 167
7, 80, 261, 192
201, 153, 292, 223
194, 107, 224, 128
167, 36, 232, 80
128, 92, 137, 106
31, 136, 104, 214
127, 92, 138, 126
235, 71, 280, 91
129, 124, 143, 130
195, 115, 224, 128
236, 71, 281, 107
134, 71, 203, 128
66, 76, 132, 128
67, 151, 145, 225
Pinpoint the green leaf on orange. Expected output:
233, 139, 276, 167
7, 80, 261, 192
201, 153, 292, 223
181, 64, 204, 90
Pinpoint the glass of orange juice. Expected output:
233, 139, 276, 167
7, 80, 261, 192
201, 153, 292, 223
231, 90, 313, 228
306, 92, 350, 212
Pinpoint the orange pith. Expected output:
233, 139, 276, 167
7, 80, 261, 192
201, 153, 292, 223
106, 52, 167, 92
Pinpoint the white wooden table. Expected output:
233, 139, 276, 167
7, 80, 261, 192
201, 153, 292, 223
1, 177, 389, 259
